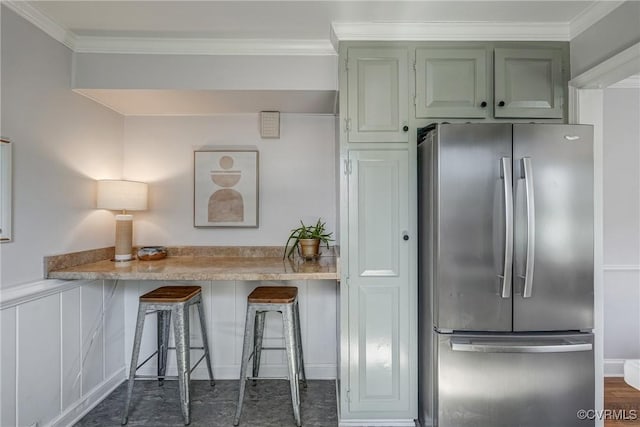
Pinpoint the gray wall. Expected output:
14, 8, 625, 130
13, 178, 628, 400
602, 87, 640, 362
570, 1, 640, 78
0, 7, 124, 288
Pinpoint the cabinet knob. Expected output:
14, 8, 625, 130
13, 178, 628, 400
402, 232, 409, 241
498, 101, 505, 107
480, 101, 487, 108
402, 125, 409, 132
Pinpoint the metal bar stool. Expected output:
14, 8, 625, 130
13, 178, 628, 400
122, 286, 214, 425
234, 286, 307, 426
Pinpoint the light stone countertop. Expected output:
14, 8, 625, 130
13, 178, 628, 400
45, 246, 338, 281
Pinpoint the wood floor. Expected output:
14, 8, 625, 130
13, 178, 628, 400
605, 377, 640, 426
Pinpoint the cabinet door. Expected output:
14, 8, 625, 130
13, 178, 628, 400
494, 48, 563, 118
347, 48, 409, 142
416, 48, 490, 118
347, 150, 411, 414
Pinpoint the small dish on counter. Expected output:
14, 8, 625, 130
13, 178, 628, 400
137, 246, 167, 261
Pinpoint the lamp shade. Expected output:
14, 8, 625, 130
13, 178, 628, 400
97, 180, 148, 211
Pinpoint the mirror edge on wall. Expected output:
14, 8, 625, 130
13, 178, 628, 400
0, 138, 12, 243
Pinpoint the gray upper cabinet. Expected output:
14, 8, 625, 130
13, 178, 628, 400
415, 47, 490, 119
347, 47, 409, 142
415, 44, 566, 120
494, 48, 564, 118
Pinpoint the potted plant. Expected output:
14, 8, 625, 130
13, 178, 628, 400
284, 218, 333, 259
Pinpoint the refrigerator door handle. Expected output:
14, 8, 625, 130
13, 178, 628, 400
522, 157, 535, 298
499, 157, 513, 298
450, 339, 592, 354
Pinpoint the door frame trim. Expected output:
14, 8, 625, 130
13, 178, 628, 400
568, 40, 640, 427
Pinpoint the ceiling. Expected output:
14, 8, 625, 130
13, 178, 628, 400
8, 1, 628, 115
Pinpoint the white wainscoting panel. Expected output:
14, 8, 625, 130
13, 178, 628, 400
123, 280, 338, 380
209, 280, 236, 369
0, 279, 127, 427
17, 293, 62, 427
603, 266, 640, 378
603, 268, 640, 361
1, 306, 17, 426
61, 287, 82, 411
305, 280, 339, 375
104, 280, 125, 380
81, 282, 105, 395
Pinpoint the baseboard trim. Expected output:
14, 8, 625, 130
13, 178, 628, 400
605, 359, 626, 377
339, 419, 416, 426
50, 367, 126, 427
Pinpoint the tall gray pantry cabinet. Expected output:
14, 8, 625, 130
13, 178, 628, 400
337, 44, 418, 425
336, 40, 569, 426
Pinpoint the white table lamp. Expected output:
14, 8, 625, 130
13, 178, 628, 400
97, 180, 148, 261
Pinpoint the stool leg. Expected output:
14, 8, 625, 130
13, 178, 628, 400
157, 310, 171, 386
196, 300, 215, 387
122, 303, 147, 425
252, 311, 266, 383
173, 304, 191, 425
283, 304, 301, 427
293, 300, 307, 388
234, 305, 256, 426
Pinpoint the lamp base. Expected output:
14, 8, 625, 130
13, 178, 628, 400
115, 214, 133, 261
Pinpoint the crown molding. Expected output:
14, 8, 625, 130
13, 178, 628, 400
569, 42, 640, 89
569, 1, 625, 39
4, 0, 624, 56
608, 74, 640, 89
3, 0, 76, 49
331, 22, 571, 43
73, 36, 337, 56
2, 1, 335, 56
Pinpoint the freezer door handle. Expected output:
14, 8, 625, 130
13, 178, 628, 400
499, 157, 514, 298
450, 338, 592, 353
521, 157, 535, 298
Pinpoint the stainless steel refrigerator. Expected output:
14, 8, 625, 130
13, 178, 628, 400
418, 123, 595, 427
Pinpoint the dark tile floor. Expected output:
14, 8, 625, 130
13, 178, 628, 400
75, 379, 338, 427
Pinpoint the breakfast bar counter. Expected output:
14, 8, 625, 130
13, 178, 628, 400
43, 246, 339, 385
45, 246, 339, 281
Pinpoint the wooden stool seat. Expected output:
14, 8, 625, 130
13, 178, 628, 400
140, 286, 201, 303
248, 286, 298, 304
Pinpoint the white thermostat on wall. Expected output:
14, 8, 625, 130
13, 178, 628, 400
260, 111, 280, 139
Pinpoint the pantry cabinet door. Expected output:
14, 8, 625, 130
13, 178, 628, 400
347, 149, 412, 414
347, 48, 409, 142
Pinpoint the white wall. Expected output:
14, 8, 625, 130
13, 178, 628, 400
122, 114, 337, 247
0, 7, 124, 289
602, 87, 640, 373
0, 7, 127, 426
74, 53, 337, 91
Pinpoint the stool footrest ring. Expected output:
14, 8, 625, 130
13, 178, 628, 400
245, 376, 293, 381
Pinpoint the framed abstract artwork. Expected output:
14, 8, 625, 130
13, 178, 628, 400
194, 149, 259, 228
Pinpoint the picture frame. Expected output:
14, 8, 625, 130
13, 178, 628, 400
194, 149, 259, 228
0, 138, 12, 242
